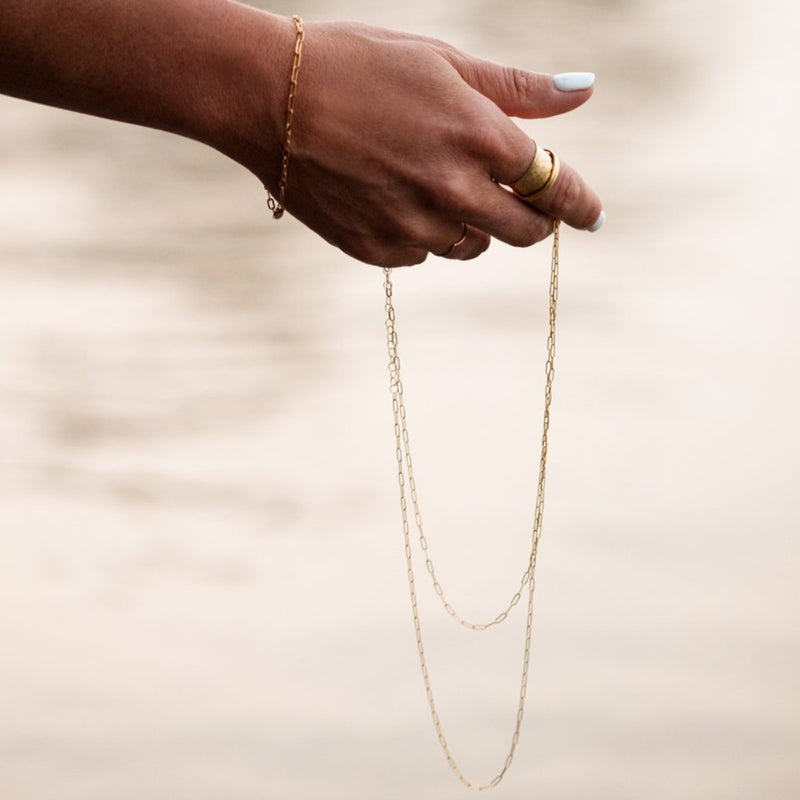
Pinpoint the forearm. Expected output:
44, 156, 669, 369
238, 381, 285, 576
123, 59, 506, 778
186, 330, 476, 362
1, 3, 603, 266
0, 0, 291, 175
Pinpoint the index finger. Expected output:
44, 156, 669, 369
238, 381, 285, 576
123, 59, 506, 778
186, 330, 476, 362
518, 152, 604, 231
505, 145, 604, 232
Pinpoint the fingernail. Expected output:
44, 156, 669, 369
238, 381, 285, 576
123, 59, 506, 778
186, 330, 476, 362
553, 72, 595, 92
587, 210, 605, 232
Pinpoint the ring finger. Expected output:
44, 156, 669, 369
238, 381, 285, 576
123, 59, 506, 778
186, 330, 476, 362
435, 223, 490, 260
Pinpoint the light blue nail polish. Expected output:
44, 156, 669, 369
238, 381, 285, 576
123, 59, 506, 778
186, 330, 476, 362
554, 72, 595, 92
587, 210, 605, 232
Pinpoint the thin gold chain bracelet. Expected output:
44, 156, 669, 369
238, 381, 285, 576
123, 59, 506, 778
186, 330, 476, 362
266, 15, 304, 219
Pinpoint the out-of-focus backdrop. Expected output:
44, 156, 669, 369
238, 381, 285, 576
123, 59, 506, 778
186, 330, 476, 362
1, 1, 798, 798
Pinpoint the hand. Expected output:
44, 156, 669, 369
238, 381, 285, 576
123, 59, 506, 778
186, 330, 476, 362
262, 21, 604, 267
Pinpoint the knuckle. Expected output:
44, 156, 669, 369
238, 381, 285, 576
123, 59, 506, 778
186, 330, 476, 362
468, 124, 507, 163
405, 250, 429, 267
508, 67, 535, 100
385, 249, 428, 268
371, 247, 398, 268
373, 246, 428, 269
394, 215, 428, 247
337, 230, 431, 268
421, 35, 458, 55
342, 238, 389, 267
431, 173, 470, 214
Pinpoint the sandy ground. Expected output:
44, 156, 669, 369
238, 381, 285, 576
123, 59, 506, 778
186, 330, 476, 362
1, 1, 798, 798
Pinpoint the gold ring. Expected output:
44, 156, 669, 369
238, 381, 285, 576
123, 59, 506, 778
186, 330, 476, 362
510, 147, 560, 204
441, 224, 468, 257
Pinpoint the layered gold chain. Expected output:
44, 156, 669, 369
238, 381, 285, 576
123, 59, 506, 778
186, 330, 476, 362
382, 221, 560, 790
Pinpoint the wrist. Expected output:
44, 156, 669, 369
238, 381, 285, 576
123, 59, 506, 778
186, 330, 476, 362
194, 6, 296, 192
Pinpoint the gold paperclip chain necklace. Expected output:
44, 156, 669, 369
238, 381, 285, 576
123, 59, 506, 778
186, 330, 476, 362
382, 221, 560, 791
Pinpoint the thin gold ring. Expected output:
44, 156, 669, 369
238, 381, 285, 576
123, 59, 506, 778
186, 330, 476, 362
441, 224, 468, 257
511, 148, 560, 204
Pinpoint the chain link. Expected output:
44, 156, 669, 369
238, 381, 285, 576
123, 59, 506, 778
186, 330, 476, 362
382, 221, 560, 791
266, 16, 304, 219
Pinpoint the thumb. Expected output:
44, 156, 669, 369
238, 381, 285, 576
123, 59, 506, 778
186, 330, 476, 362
447, 54, 595, 118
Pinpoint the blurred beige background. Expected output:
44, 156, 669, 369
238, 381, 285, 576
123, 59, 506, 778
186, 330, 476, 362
1, 1, 798, 798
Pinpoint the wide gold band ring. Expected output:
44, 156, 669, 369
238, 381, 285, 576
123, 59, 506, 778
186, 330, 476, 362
510, 147, 560, 204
